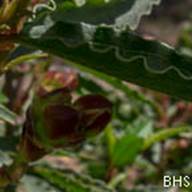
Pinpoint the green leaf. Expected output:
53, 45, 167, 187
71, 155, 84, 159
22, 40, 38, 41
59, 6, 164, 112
111, 135, 143, 167
33, 0, 161, 30
50, 0, 161, 30
30, 165, 114, 192
19, 21, 192, 101
0, 104, 17, 125
0, 92, 8, 104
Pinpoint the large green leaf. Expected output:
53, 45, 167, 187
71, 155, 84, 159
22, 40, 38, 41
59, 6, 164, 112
35, 0, 161, 30
19, 21, 192, 101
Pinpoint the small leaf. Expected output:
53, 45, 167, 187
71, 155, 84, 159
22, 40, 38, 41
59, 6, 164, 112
111, 135, 143, 167
0, 104, 17, 125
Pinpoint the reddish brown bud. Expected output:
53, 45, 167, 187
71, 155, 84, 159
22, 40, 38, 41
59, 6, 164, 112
20, 93, 112, 162
43, 105, 83, 146
74, 95, 112, 136
74, 95, 112, 110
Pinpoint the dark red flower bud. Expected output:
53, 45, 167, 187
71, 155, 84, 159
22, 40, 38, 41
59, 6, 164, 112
43, 105, 83, 146
74, 95, 112, 136
20, 92, 112, 162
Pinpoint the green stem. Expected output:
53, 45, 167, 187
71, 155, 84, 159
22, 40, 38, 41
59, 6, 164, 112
105, 125, 116, 159
1, 53, 48, 74
143, 126, 191, 150
108, 173, 127, 189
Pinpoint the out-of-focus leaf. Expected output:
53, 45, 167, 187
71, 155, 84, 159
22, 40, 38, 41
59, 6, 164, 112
0, 104, 17, 125
31, 165, 114, 192
117, 186, 167, 192
4, 185, 17, 192
127, 117, 154, 139
73, 0, 86, 7
19, 21, 192, 101
111, 135, 143, 167
0, 136, 18, 151
0, 92, 8, 104
20, 175, 61, 192
0, 150, 13, 166
87, 161, 107, 179
177, 23, 192, 51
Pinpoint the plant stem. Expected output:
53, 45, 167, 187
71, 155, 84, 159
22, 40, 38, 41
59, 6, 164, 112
105, 125, 116, 159
1, 53, 48, 74
143, 126, 191, 150
108, 173, 128, 188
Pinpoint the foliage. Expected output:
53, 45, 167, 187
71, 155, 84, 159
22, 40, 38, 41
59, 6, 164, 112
0, 0, 192, 192
19, 14, 192, 101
